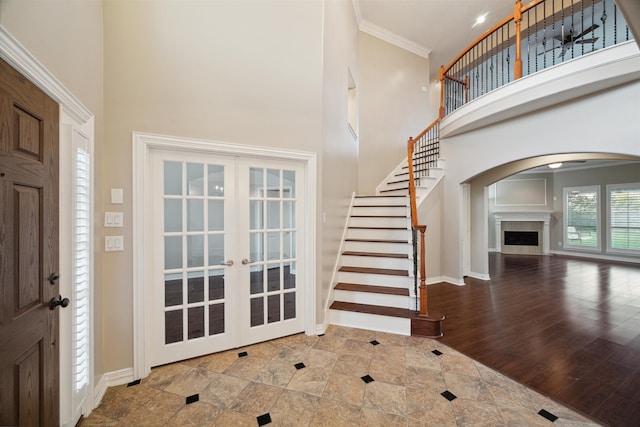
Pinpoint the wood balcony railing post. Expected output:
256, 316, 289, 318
438, 66, 445, 119
514, 0, 523, 79
417, 225, 428, 317
407, 137, 418, 228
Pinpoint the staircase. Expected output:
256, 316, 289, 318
328, 158, 446, 336
328, 195, 415, 335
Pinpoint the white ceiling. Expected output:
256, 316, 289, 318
354, 0, 517, 78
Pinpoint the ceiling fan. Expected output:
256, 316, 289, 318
540, 24, 600, 58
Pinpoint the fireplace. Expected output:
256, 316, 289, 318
504, 231, 539, 246
494, 211, 552, 255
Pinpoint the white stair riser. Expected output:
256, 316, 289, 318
429, 168, 444, 178
351, 206, 407, 216
347, 228, 411, 240
377, 189, 408, 196
337, 271, 412, 288
344, 241, 411, 254
349, 217, 408, 228
342, 255, 411, 271
333, 290, 410, 308
329, 310, 411, 336
354, 197, 408, 206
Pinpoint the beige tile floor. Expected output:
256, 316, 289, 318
81, 325, 601, 426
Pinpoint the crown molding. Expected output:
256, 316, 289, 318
358, 19, 431, 59
0, 25, 92, 124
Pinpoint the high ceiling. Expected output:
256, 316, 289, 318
353, 0, 518, 78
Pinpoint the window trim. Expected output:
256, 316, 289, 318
606, 182, 640, 255
563, 185, 601, 252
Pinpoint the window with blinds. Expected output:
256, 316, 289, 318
608, 183, 640, 253
74, 144, 90, 400
564, 186, 600, 249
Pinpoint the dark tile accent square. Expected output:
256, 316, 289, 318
127, 379, 141, 387
294, 362, 306, 370
361, 375, 375, 384
238, 351, 248, 358
441, 390, 457, 401
432, 349, 443, 356
257, 413, 272, 426
186, 394, 199, 405
370, 340, 380, 346
538, 409, 558, 422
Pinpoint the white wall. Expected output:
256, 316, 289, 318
358, 32, 434, 194
443, 79, 640, 281
321, 0, 360, 317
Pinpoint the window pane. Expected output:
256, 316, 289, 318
267, 263, 281, 292
208, 200, 224, 231
208, 234, 224, 266
164, 236, 182, 269
188, 307, 204, 339
250, 200, 263, 230
164, 273, 182, 306
187, 271, 205, 303
284, 262, 296, 289
251, 297, 264, 327
187, 163, 204, 196
250, 168, 263, 197
283, 201, 295, 228
267, 232, 280, 260
250, 265, 264, 295
209, 270, 225, 300
283, 170, 295, 198
187, 199, 204, 231
284, 231, 295, 258
268, 295, 280, 323
187, 235, 204, 267
165, 310, 183, 344
566, 188, 598, 248
250, 232, 264, 262
208, 164, 224, 197
284, 292, 296, 320
610, 186, 640, 251
164, 199, 182, 232
267, 169, 280, 198
164, 161, 182, 196
267, 201, 280, 229
209, 303, 225, 335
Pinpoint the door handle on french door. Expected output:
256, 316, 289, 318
220, 260, 234, 266
242, 258, 254, 265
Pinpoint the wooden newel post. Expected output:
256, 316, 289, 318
417, 225, 428, 317
514, 0, 523, 79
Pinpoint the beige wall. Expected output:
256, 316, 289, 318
0, 0, 106, 380
358, 32, 435, 194
320, 0, 360, 316
102, 0, 325, 371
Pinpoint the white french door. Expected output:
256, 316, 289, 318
150, 149, 305, 366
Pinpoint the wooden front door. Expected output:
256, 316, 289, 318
0, 58, 60, 426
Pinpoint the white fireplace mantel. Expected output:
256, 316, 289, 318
494, 210, 553, 254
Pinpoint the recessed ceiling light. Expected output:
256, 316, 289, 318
473, 13, 488, 28
548, 162, 563, 169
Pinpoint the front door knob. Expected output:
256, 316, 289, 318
50, 295, 70, 310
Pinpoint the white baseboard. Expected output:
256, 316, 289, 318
441, 276, 466, 286
467, 271, 491, 280
316, 323, 327, 335
93, 367, 135, 409
550, 250, 640, 264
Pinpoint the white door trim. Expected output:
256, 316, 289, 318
132, 132, 317, 379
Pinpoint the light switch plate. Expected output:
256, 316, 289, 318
105, 236, 124, 251
105, 212, 124, 227
111, 188, 124, 204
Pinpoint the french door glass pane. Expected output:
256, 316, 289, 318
163, 160, 227, 346
247, 166, 297, 329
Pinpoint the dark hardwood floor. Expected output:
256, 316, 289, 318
429, 253, 640, 427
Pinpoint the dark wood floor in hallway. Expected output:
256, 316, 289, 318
429, 253, 640, 427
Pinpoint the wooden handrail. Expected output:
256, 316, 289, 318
407, 118, 440, 317
441, 0, 545, 78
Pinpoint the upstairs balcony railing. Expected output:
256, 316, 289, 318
440, 0, 634, 117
